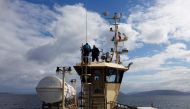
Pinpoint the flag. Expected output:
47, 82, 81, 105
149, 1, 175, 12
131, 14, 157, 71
111, 31, 128, 42
118, 32, 121, 40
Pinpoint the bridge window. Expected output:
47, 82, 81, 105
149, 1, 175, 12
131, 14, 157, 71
106, 69, 124, 83
106, 69, 116, 82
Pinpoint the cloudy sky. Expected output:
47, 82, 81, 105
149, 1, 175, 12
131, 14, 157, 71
0, 0, 190, 93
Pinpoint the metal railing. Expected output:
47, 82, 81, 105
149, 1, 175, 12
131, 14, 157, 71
107, 101, 137, 109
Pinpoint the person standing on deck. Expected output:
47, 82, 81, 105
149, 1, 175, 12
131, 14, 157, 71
82, 43, 91, 63
92, 45, 100, 62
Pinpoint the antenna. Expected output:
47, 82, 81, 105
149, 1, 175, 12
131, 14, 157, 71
85, 9, 88, 43
103, 12, 122, 64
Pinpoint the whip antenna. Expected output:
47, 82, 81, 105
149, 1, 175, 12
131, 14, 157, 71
85, 9, 88, 43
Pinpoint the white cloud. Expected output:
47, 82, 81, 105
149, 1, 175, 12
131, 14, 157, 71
127, 43, 190, 73
26, 4, 110, 64
121, 67, 190, 93
0, 0, 57, 92
128, 0, 190, 44
1, 0, 190, 94
0, 0, 69, 92
0, 0, 110, 92
121, 43, 190, 93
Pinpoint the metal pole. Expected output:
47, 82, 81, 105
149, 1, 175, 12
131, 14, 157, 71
74, 80, 77, 109
71, 79, 77, 109
86, 9, 88, 43
56, 67, 71, 109
81, 82, 83, 109
62, 68, 65, 109
114, 17, 119, 64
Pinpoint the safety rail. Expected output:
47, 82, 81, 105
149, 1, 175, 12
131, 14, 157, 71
107, 101, 137, 109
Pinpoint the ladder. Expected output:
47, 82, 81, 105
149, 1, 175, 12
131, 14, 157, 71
92, 95, 106, 109
82, 84, 91, 109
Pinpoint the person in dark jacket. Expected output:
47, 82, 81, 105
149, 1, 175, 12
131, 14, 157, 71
92, 45, 100, 62
82, 43, 91, 63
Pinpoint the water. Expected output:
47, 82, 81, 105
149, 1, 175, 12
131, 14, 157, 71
0, 94, 41, 109
0, 94, 190, 109
118, 95, 190, 109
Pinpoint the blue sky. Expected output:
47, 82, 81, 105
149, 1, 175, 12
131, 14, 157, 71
26, 0, 151, 12
0, 0, 190, 93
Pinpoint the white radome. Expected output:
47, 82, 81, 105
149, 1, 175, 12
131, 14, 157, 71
36, 76, 76, 103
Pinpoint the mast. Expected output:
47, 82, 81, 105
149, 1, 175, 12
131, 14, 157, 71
113, 12, 119, 64
85, 8, 88, 43
104, 12, 122, 64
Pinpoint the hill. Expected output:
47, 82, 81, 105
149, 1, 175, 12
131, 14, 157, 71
127, 90, 190, 96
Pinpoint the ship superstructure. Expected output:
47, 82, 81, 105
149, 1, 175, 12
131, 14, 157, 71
74, 12, 133, 109
36, 12, 157, 109
74, 62, 130, 109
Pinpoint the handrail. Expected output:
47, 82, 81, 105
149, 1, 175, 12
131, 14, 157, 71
107, 101, 137, 109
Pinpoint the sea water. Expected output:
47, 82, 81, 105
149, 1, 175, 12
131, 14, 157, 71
0, 94, 41, 109
0, 94, 190, 109
118, 95, 190, 109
